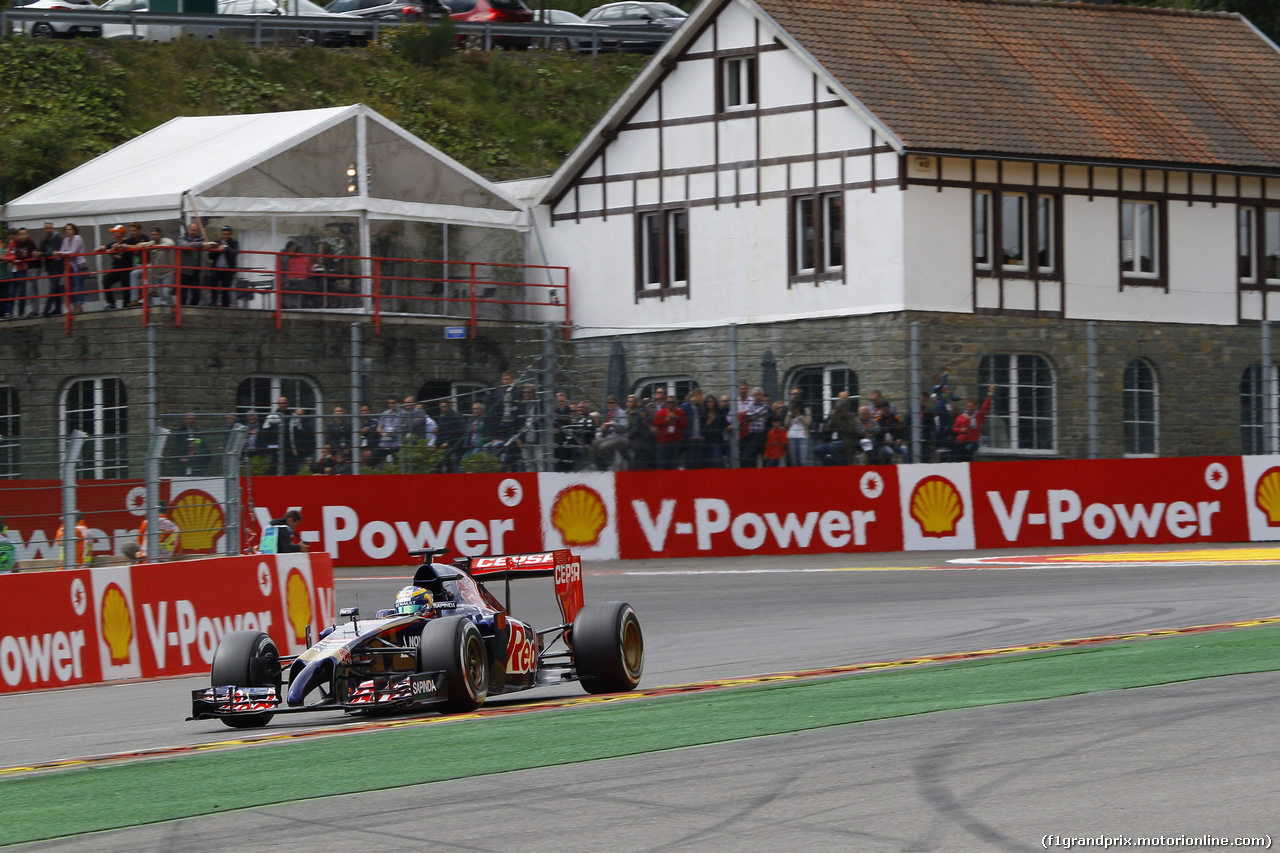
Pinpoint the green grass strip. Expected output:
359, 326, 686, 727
4, 623, 1278, 846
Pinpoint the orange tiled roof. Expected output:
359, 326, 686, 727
755, 0, 1280, 171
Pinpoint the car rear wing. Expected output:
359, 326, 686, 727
469, 550, 584, 625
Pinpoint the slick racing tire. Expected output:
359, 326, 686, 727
210, 630, 280, 728
573, 601, 643, 694
418, 617, 489, 713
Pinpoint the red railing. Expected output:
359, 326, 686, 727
7, 245, 570, 337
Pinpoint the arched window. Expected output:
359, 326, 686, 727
978, 354, 1054, 451
1123, 359, 1158, 456
787, 365, 857, 423
62, 378, 127, 479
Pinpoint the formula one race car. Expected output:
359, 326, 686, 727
190, 548, 643, 728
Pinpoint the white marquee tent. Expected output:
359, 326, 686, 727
4, 104, 530, 285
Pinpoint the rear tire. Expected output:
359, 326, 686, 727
573, 602, 643, 694
210, 630, 279, 728
417, 617, 489, 713
31, 22, 56, 38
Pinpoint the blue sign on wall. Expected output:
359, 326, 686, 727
445, 326, 468, 340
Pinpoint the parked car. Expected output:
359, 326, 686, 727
97, 0, 365, 45
11, 0, 102, 39
532, 8, 595, 52
324, 0, 447, 22
582, 0, 685, 52
444, 0, 532, 50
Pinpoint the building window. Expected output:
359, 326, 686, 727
236, 377, 319, 416
978, 354, 1054, 451
1120, 199, 1161, 280
1241, 364, 1276, 455
722, 56, 757, 110
791, 193, 844, 280
974, 190, 1058, 275
636, 377, 698, 403
0, 387, 17, 479
637, 209, 688, 295
1123, 359, 1158, 456
63, 378, 127, 479
1239, 207, 1257, 282
788, 365, 857, 423
418, 380, 486, 417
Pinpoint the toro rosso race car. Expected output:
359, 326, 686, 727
190, 548, 643, 728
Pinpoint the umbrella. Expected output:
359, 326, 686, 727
605, 340, 629, 402
761, 348, 779, 401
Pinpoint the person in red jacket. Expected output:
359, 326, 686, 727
952, 385, 995, 462
653, 398, 689, 469
763, 416, 788, 467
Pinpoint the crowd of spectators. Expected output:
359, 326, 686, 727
166, 367, 995, 476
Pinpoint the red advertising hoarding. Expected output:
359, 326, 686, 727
0, 569, 101, 692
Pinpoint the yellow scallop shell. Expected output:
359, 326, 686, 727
170, 492, 225, 553
551, 485, 607, 547
286, 570, 313, 644
101, 584, 133, 664
1255, 468, 1280, 524
910, 476, 964, 536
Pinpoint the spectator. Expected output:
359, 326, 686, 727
815, 398, 858, 465
4, 227, 39, 318
175, 412, 209, 476
95, 224, 135, 310
875, 402, 909, 463
558, 401, 596, 471
487, 371, 522, 443
135, 226, 176, 306
653, 397, 688, 469
242, 411, 267, 469
205, 225, 239, 307
626, 394, 655, 470
435, 399, 467, 472
738, 386, 770, 467
281, 241, 311, 308
784, 398, 812, 467
324, 405, 352, 456
176, 222, 206, 306
463, 402, 490, 458
262, 396, 292, 475
37, 222, 64, 317
932, 366, 956, 459
680, 387, 704, 468
314, 444, 343, 475
404, 395, 436, 445
512, 385, 539, 471
952, 386, 996, 462
377, 397, 406, 464
853, 405, 882, 464
359, 402, 381, 467
763, 414, 787, 467
289, 408, 316, 473
56, 223, 88, 314
703, 394, 728, 468
590, 395, 630, 471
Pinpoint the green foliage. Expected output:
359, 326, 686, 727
460, 450, 500, 473
246, 454, 272, 476
0, 36, 646, 199
379, 19, 456, 67
398, 436, 448, 473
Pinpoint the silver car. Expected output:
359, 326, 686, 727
97, 0, 363, 45
11, 0, 102, 39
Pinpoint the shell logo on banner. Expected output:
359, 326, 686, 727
271, 554, 318, 655
285, 568, 313, 645
538, 472, 619, 561
91, 565, 142, 680
897, 464, 975, 551
170, 487, 226, 554
1240, 456, 1280, 541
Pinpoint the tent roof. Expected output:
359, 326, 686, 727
4, 104, 526, 227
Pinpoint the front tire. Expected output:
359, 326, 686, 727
31, 22, 56, 38
418, 617, 489, 713
210, 630, 280, 728
573, 602, 643, 694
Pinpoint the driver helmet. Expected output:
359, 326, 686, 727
395, 585, 433, 615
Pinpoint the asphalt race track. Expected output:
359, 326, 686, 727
6, 544, 1280, 851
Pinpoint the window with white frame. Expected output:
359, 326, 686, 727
637, 209, 688, 294
1239, 207, 1257, 282
974, 190, 1058, 274
977, 354, 1055, 451
636, 377, 698, 403
791, 193, 844, 279
0, 387, 17, 479
418, 380, 486, 417
1240, 364, 1278, 455
722, 55, 757, 110
788, 365, 858, 425
1120, 199, 1161, 279
63, 378, 128, 479
1123, 359, 1158, 456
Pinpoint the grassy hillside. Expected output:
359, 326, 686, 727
0, 33, 649, 202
